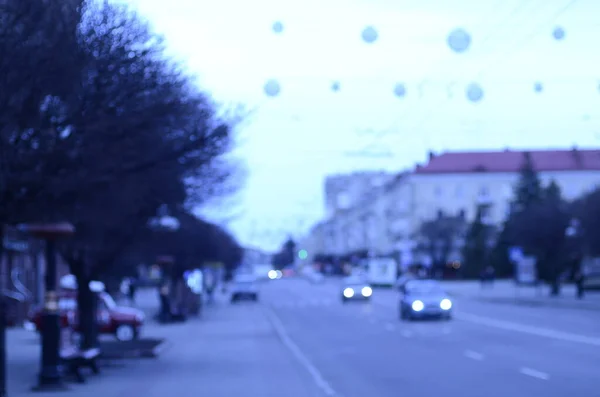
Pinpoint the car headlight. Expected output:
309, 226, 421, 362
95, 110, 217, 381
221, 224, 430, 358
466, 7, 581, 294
411, 300, 424, 311
268, 270, 277, 280
361, 286, 372, 297
343, 288, 355, 298
440, 298, 452, 310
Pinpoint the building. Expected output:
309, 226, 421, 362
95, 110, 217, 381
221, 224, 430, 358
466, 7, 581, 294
242, 246, 271, 266
324, 171, 393, 217
304, 148, 600, 268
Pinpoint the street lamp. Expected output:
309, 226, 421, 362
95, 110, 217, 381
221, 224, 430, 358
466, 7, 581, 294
148, 206, 180, 323
18, 222, 75, 391
147, 204, 180, 232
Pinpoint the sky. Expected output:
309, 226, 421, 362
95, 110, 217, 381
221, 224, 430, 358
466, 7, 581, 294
126, 0, 600, 251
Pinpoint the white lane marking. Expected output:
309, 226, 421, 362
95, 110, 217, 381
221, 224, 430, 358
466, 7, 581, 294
457, 312, 600, 347
519, 367, 550, 380
384, 323, 395, 331
463, 350, 484, 361
265, 308, 338, 396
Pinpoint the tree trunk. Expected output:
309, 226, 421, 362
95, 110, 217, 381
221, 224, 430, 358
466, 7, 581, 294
76, 276, 98, 349
72, 264, 99, 350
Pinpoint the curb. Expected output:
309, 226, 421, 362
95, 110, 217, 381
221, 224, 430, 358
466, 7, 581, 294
150, 340, 173, 358
464, 296, 600, 312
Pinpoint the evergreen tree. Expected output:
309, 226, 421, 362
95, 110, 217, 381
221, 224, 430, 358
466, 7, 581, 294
462, 203, 492, 279
512, 152, 544, 214
492, 152, 545, 277
545, 180, 562, 203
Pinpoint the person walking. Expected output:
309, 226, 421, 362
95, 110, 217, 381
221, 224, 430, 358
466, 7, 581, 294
127, 278, 137, 304
575, 271, 585, 299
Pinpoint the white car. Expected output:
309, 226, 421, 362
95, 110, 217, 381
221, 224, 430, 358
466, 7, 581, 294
230, 276, 259, 302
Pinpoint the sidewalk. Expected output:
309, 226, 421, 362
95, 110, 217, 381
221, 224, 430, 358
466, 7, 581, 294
6, 288, 202, 397
441, 280, 600, 311
7, 287, 320, 397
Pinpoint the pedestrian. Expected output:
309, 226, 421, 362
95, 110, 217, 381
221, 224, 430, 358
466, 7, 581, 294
128, 278, 137, 304
158, 283, 171, 323
575, 271, 585, 299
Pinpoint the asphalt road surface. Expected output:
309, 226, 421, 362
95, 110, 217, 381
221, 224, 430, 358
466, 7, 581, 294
258, 277, 600, 397
10, 278, 598, 397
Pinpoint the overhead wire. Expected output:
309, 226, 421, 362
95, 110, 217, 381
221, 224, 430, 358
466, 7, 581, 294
406, 0, 582, 149
351, 0, 580, 157
348, 0, 535, 155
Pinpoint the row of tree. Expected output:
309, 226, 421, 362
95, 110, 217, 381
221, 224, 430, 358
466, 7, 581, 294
1, 0, 243, 348
420, 152, 599, 294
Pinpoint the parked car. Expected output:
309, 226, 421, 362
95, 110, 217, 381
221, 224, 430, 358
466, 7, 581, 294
28, 290, 145, 341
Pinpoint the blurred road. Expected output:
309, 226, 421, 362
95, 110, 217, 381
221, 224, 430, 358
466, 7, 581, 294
8, 278, 599, 397
260, 277, 600, 397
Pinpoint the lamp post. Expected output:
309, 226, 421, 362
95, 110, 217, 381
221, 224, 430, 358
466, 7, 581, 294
18, 223, 75, 391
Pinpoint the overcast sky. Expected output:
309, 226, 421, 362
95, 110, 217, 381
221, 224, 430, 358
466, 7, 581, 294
127, 0, 600, 251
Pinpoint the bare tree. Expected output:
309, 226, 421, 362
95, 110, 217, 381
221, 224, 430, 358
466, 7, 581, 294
0, 0, 84, 231
417, 211, 466, 274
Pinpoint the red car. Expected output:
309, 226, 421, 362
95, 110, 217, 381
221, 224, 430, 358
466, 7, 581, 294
29, 290, 145, 341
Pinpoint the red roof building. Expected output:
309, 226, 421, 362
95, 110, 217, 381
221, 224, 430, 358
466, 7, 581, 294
415, 148, 600, 174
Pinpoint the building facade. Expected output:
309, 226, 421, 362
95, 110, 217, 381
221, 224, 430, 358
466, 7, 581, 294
302, 148, 600, 267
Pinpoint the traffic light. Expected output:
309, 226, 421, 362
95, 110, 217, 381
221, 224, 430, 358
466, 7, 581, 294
298, 249, 308, 260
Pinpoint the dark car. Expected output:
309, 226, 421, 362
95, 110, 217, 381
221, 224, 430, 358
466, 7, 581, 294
341, 276, 373, 303
399, 279, 452, 321
29, 290, 145, 341
230, 275, 259, 302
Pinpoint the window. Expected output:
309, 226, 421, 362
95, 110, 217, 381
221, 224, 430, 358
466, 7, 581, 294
502, 184, 512, 198
337, 193, 350, 209
434, 186, 442, 197
100, 292, 117, 310
479, 186, 489, 197
455, 185, 463, 198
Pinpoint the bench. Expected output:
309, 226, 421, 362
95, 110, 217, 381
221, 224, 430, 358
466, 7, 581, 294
60, 347, 101, 383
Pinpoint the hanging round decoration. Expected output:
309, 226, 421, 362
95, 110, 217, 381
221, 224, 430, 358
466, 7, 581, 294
393, 83, 406, 98
264, 79, 281, 97
272, 21, 284, 34
361, 26, 378, 43
466, 82, 484, 102
533, 82, 543, 93
447, 28, 471, 53
331, 81, 341, 92
552, 26, 565, 41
